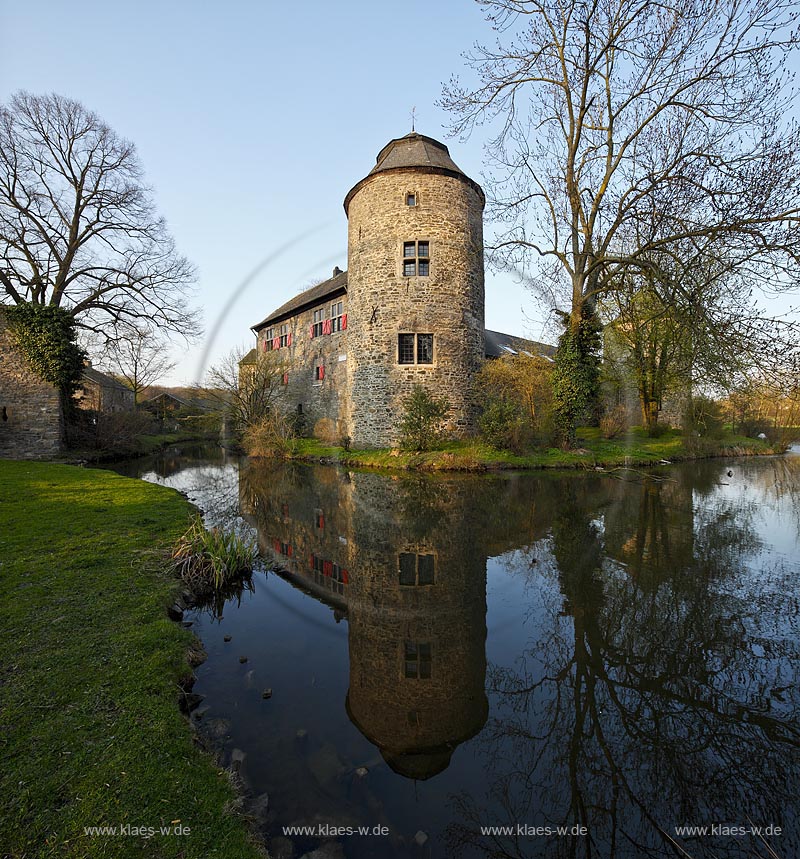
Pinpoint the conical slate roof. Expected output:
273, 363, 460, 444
370, 133, 468, 177
344, 132, 484, 213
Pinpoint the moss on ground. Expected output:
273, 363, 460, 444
0, 461, 262, 858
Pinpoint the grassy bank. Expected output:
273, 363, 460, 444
286, 427, 780, 471
0, 461, 262, 859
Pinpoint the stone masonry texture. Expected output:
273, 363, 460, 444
249, 134, 486, 449
0, 309, 64, 459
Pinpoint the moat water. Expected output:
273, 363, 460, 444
111, 445, 800, 859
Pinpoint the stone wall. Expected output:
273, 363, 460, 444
256, 291, 349, 443
0, 310, 63, 459
344, 170, 485, 448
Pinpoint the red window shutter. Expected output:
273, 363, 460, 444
309, 324, 314, 339
287, 545, 293, 558
319, 365, 325, 380
342, 569, 349, 584
272, 337, 279, 350
282, 373, 289, 385
287, 332, 292, 347
342, 313, 347, 330
262, 339, 268, 352
323, 318, 331, 335
323, 560, 333, 577
309, 554, 315, 570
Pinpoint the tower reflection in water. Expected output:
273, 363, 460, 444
239, 463, 521, 780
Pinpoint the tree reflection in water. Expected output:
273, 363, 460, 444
117, 447, 800, 858
449, 469, 800, 859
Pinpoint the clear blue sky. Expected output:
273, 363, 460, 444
0, 0, 551, 385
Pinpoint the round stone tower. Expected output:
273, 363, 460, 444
343, 133, 485, 448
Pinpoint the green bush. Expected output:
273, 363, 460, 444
479, 398, 527, 452
599, 404, 629, 439
683, 395, 724, 438
399, 384, 450, 451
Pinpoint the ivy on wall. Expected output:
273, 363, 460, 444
4, 304, 86, 394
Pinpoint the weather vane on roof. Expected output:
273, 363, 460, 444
410, 106, 416, 133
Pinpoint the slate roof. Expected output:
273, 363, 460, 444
143, 392, 192, 408
344, 132, 485, 213
371, 133, 468, 178
484, 329, 556, 360
82, 366, 132, 393
252, 268, 347, 331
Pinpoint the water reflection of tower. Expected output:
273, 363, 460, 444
345, 473, 488, 779
239, 464, 489, 780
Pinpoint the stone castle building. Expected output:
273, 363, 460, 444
246, 132, 551, 448
0, 308, 134, 459
0, 309, 63, 459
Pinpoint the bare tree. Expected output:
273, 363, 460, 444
204, 345, 289, 434
0, 91, 198, 341
102, 326, 177, 404
441, 0, 800, 439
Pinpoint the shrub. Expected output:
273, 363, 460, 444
479, 398, 527, 452
599, 405, 629, 439
683, 395, 724, 438
65, 409, 156, 455
738, 417, 772, 438
399, 384, 450, 451
647, 420, 671, 438
171, 515, 256, 595
241, 412, 296, 457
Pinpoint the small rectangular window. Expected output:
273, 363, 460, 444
417, 334, 433, 364
279, 323, 289, 348
399, 553, 417, 585
398, 333, 415, 364
402, 240, 430, 277
406, 192, 416, 206
398, 334, 433, 365
404, 641, 432, 679
418, 554, 435, 585
313, 308, 324, 338
264, 327, 274, 350
331, 301, 344, 332
399, 552, 435, 586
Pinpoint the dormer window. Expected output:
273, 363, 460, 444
403, 240, 429, 276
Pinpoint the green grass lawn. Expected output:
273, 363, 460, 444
0, 461, 262, 858
289, 427, 778, 471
